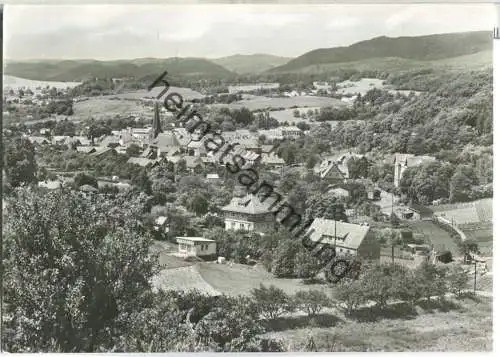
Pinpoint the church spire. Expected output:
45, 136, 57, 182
151, 101, 163, 139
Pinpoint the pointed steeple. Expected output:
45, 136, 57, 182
151, 101, 163, 139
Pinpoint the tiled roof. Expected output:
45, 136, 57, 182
221, 194, 273, 215
308, 218, 371, 250
150, 131, 180, 149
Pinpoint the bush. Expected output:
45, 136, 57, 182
447, 265, 469, 298
294, 290, 332, 317
332, 280, 367, 316
250, 284, 294, 320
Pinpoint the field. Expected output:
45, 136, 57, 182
268, 107, 321, 124
104, 86, 204, 101
265, 296, 492, 352
151, 255, 329, 297
408, 221, 460, 256
210, 95, 346, 111
72, 97, 146, 119
3, 75, 82, 90
337, 78, 386, 96
198, 262, 329, 296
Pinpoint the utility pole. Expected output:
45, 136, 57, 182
474, 260, 477, 296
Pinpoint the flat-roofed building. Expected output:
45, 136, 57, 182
176, 237, 216, 259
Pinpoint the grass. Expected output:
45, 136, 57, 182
197, 262, 329, 296
72, 97, 145, 119
3, 75, 82, 89
408, 221, 460, 256
265, 296, 492, 351
209, 95, 346, 111
151, 264, 220, 296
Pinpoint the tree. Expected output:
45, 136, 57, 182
332, 280, 367, 316
74, 172, 98, 189
359, 263, 402, 309
346, 157, 369, 179
294, 290, 331, 317
3, 137, 38, 188
447, 265, 469, 298
132, 168, 152, 194
185, 193, 209, 216
126, 143, 142, 157
250, 284, 294, 320
458, 238, 479, 264
3, 188, 159, 352
414, 261, 448, 303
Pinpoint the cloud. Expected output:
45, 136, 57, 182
326, 17, 362, 29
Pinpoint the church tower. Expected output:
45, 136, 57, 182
151, 101, 163, 140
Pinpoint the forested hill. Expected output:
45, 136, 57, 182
269, 31, 492, 73
212, 54, 292, 74
4, 58, 236, 82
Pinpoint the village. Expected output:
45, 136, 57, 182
1, 3, 495, 352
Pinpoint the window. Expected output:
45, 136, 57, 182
240, 223, 244, 229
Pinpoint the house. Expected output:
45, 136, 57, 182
261, 153, 285, 169
206, 173, 221, 183
150, 131, 181, 157
89, 147, 117, 159
307, 218, 380, 261
187, 139, 207, 157
313, 81, 332, 92
221, 194, 276, 233
27, 136, 50, 145
334, 152, 366, 179
394, 153, 435, 187
38, 180, 62, 190
327, 186, 350, 198
154, 216, 169, 234
315, 159, 345, 182
76, 146, 96, 154
176, 237, 216, 259
280, 126, 303, 139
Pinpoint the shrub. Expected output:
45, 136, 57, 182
250, 284, 294, 320
332, 280, 367, 316
294, 290, 332, 317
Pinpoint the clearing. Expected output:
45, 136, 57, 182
198, 262, 329, 296
265, 296, 492, 352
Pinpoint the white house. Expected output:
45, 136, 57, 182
176, 237, 216, 259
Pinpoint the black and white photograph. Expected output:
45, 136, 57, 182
1, 1, 496, 352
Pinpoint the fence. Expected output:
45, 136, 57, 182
433, 215, 467, 242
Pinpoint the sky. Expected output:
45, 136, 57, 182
4, 3, 495, 60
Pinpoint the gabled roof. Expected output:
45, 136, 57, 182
221, 194, 272, 215
173, 128, 192, 146
308, 218, 371, 250
76, 146, 96, 154
90, 147, 116, 157
27, 136, 50, 144
261, 153, 285, 165
150, 131, 180, 149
